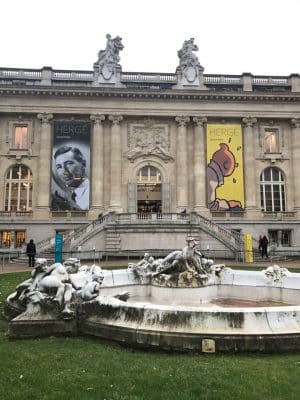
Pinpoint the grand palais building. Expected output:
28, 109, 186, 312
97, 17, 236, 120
0, 35, 299, 258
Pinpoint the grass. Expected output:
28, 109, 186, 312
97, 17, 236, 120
1, 272, 300, 400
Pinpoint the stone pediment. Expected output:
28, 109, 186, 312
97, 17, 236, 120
126, 121, 174, 162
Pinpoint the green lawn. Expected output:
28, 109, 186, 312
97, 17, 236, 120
1, 272, 300, 400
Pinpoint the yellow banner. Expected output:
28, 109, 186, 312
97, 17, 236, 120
244, 234, 253, 263
206, 124, 244, 211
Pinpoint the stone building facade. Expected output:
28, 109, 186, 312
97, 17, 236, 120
0, 36, 299, 256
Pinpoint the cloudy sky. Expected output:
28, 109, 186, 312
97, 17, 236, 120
1, 0, 299, 76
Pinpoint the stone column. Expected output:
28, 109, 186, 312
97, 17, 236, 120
36, 113, 53, 215
291, 118, 300, 212
193, 116, 207, 213
108, 115, 123, 212
90, 114, 105, 214
175, 116, 190, 211
242, 116, 258, 215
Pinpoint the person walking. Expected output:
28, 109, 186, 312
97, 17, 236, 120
26, 239, 36, 268
258, 235, 263, 256
261, 235, 269, 258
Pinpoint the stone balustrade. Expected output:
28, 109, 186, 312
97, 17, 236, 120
0, 66, 298, 92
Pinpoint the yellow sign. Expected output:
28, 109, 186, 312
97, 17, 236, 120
244, 234, 253, 263
206, 124, 244, 211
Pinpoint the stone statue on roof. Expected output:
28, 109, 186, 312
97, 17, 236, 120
94, 34, 124, 82
177, 38, 204, 84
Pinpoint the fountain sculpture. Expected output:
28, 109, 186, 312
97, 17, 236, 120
4, 238, 300, 353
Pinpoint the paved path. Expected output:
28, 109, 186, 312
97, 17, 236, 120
1, 258, 300, 274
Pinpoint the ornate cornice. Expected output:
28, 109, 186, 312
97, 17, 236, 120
1, 86, 299, 103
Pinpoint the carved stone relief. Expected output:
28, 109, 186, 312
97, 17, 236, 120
126, 120, 174, 162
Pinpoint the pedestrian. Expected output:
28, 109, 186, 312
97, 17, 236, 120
26, 239, 36, 268
258, 235, 263, 255
261, 235, 269, 258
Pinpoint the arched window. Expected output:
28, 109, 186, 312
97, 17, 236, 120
260, 167, 285, 212
5, 164, 33, 211
136, 166, 161, 183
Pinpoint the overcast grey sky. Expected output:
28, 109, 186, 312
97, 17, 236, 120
1, 0, 299, 76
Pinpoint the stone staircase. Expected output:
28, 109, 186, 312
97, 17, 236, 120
11, 212, 243, 263
105, 228, 121, 251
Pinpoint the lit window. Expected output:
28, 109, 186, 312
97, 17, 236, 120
14, 126, 28, 149
260, 167, 285, 212
15, 231, 26, 247
4, 164, 33, 211
0, 231, 11, 248
264, 129, 278, 153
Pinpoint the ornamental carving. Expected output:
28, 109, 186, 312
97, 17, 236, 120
242, 116, 257, 128
193, 116, 207, 127
37, 113, 53, 125
94, 34, 124, 81
90, 114, 105, 125
291, 118, 300, 129
177, 38, 203, 84
126, 121, 173, 162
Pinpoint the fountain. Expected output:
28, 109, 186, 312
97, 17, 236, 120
4, 239, 300, 353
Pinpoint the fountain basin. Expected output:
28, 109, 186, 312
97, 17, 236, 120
78, 268, 300, 352
6, 266, 300, 352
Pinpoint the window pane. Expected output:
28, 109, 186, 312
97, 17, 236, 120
260, 168, 285, 212
4, 182, 10, 211
14, 126, 28, 149
281, 190, 286, 211
5, 164, 33, 212
0, 231, 11, 248
263, 168, 271, 181
264, 130, 278, 153
10, 165, 20, 179
15, 231, 26, 247
272, 169, 279, 181
137, 166, 161, 183
282, 231, 291, 246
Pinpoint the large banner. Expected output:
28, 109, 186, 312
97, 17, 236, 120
51, 120, 91, 211
206, 124, 244, 211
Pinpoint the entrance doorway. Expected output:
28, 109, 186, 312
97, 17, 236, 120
136, 166, 162, 213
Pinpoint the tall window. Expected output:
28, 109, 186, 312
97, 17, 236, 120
5, 164, 33, 211
260, 167, 285, 212
15, 231, 26, 247
13, 126, 28, 149
264, 129, 279, 153
136, 166, 162, 213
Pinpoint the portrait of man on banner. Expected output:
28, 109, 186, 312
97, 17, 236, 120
51, 120, 91, 211
206, 124, 244, 212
